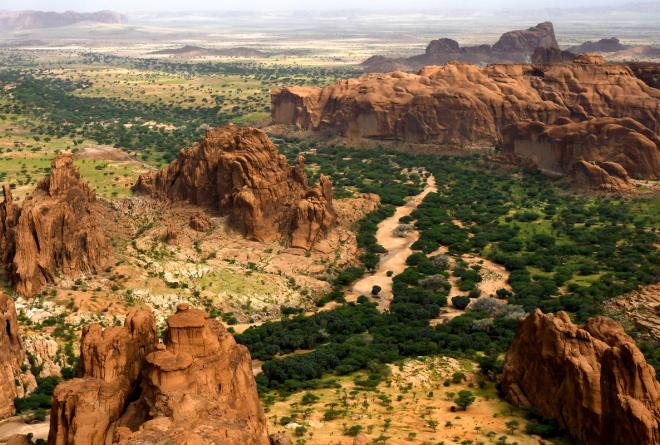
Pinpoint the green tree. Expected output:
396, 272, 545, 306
454, 390, 476, 411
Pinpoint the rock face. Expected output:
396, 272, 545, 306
0, 293, 25, 420
0, 154, 111, 296
502, 117, 660, 183
361, 22, 558, 72
49, 305, 270, 445
531, 46, 576, 64
134, 125, 336, 250
502, 309, 660, 445
273, 60, 660, 178
628, 62, 660, 89
49, 310, 158, 445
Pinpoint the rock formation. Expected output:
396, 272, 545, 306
571, 160, 632, 191
189, 211, 213, 232
49, 305, 270, 445
568, 37, 629, 54
134, 125, 336, 250
0, 154, 111, 296
49, 309, 158, 445
502, 309, 660, 445
273, 59, 660, 180
0, 293, 25, 420
628, 62, 660, 89
531, 46, 576, 64
361, 22, 558, 72
502, 117, 660, 183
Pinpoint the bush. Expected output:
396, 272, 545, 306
452, 296, 470, 310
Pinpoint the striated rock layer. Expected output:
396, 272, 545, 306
49, 305, 270, 445
0, 154, 111, 296
133, 124, 336, 250
0, 293, 25, 420
273, 59, 660, 179
502, 309, 660, 445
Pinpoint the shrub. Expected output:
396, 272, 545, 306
451, 296, 470, 310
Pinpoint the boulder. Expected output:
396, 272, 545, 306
0, 154, 111, 296
189, 211, 213, 232
502, 309, 660, 445
269, 433, 292, 445
0, 293, 25, 420
134, 125, 336, 250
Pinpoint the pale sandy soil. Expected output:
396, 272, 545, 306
266, 357, 551, 445
0, 416, 49, 444
349, 175, 437, 310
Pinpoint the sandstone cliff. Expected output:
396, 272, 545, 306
502, 309, 660, 445
0, 293, 25, 420
502, 117, 660, 182
361, 22, 558, 72
133, 124, 336, 250
49, 305, 270, 445
273, 59, 660, 180
0, 154, 111, 296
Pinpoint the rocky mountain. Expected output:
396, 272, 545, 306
134, 124, 336, 250
49, 304, 271, 445
0, 10, 125, 31
568, 37, 629, 54
361, 22, 558, 72
272, 56, 660, 181
0, 154, 111, 296
0, 293, 25, 420
502, 309, 660, 445
502, 117, 660, 189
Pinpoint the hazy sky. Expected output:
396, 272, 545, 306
0, 0, 635, 12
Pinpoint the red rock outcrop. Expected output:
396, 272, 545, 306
133, 125, 336, 250
0, 293, 25, 420
502, 309, 660, 445
502, 117, 660, 181
0, 154, 111, 296
273, 60, 660, 179
571, 160, 632, 191
49, 310, 157, 445
361, 22, 558, 72
531, 46, 576, 64
189, 211, 213, 232
49, 305, 270, 445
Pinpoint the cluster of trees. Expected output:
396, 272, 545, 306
238, 148, 659, 392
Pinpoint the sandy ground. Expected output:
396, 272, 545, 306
266, 357, 547, 445
0, 416, 49, 444
349, 175, 437, 310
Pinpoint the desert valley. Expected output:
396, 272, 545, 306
0, 3, 659, 445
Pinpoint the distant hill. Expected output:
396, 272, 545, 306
361, 22, 559, 72
0, 10, 125, 31
150, 45, 268, 57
